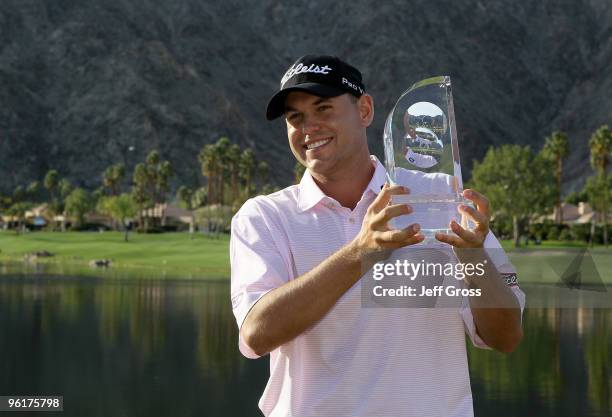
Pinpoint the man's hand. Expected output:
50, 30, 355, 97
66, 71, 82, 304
240, 183, 423, 356
435, 189, 490, 248
434, 189, 523, 353
352, 183, 424, 258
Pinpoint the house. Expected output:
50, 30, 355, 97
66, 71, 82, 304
24, 203, 51, 228
141, 203, 194, 230
83, 212, 115, 229
546, 202, 602, 225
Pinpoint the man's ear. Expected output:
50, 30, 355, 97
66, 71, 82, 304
358, 94, 374, 127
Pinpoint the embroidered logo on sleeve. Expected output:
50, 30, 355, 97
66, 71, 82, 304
502, 273, 519, 287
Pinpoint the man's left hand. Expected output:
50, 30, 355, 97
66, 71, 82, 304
435, 189, 490, 248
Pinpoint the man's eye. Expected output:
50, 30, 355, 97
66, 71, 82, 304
318, 105, 331, 112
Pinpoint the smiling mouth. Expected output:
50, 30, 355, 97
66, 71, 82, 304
304, 137, 332, 150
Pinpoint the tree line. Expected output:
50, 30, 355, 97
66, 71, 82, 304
1, 126, 610, 246
471, 124, 611, 247
0, 138, 275, 239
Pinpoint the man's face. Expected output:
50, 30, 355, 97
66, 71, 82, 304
284, 91, 372, 176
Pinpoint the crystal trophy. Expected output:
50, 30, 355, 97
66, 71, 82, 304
383, 76, 473, 244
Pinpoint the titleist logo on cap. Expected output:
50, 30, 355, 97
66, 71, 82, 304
281, 62, 333, 86
266, 55, 365, 120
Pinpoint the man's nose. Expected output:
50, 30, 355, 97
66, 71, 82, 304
301, 117, 321, 135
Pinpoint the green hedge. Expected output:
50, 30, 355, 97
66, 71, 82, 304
531, 222, 609, 244
490, 218, 610, 244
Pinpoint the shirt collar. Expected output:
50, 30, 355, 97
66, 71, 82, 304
297, 155, 388, 213
366, 155, 388, 196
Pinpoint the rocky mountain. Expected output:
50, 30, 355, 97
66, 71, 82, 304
1, 0, 610, 194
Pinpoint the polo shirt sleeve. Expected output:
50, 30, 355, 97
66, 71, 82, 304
459, 231, 526, 349
230, 198, 292, 359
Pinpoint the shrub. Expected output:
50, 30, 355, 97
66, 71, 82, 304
558, 228, 574, 241
490, 214, 513, 240
592, 225, 609, 245
570, 223, 591, 243
545, 224, 561, 240
73, 222, 111, 232
529, 222, 546, 241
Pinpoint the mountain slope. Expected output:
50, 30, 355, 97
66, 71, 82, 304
0, 0, 609, 194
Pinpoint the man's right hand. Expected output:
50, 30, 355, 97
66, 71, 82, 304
351, 183, 423, 258
240, 184, 423, 357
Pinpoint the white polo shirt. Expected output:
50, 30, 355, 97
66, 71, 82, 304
230, 156, 524, 417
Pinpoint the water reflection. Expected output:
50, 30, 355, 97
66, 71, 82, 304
0, 275, 267, 417
469, 307, 612, 417
0, 275, 610, 417
0, 260, 224, 280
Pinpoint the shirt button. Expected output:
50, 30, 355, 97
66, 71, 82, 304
349, 218, 355, 224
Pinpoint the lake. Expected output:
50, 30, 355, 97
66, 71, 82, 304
0, 272, 610, 417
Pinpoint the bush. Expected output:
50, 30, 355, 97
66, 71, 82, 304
194, 204, 233, 234
508, 221, 609, 244
72, 222, 111, 232
591, 225, 611, 245
490, 214, 513, 240
570, 223, 591, 243
138, 227, 164, 234
558, 228, 574, 241
537, 220, 554, 240
528, 222, 546, 242
545, 224, 569, 241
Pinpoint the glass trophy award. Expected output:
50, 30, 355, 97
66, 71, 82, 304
383, 76, 473, 244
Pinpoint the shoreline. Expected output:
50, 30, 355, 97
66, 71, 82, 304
1, 231, 609, 282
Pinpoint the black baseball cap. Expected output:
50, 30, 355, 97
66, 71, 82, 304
266, 55, 366, 120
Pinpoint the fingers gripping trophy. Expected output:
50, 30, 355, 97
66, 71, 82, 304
383, 76, 475, 245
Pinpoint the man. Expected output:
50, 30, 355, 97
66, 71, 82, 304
230, 55, 524, 417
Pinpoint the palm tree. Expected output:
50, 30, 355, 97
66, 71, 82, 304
177, 186, 196, 238
215, 137, 231, 205
9, 186, 26, 233
0, 194, 11, 212
12, 185, 26, 203
44, 169, 59, 207
132, 163, 149, 232
145, 150, 161, 204
58, 179, 73, 232
199, 144, 219, 204
26, 181, 41, 202
542, 131, 569, 223
135, 150, 174, 229
258, 161, 269, 190
157, 160, 173, 205
589, 125, 611, 246
239, 149, 256, 197
59, 179, 72, 198
227, 144, 241, 204
102, 163, 125, 196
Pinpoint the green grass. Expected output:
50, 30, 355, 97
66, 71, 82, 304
0, 230, 230, 279
486, 240, 612, 284
507, 251, 612, 284
0, 231, 610, 283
